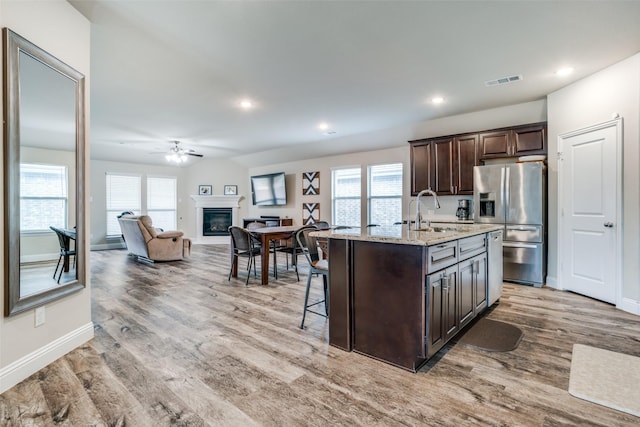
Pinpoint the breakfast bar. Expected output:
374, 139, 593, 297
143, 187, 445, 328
312, 223, 502, 372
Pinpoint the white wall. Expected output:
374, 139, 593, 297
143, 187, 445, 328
547, 53, 640, 304
244, 101, 547, 226
0, 0, 92, 392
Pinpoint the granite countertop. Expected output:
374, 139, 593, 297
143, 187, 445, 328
311, 223, 502, 246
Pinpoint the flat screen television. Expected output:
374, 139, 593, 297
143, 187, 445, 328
250, 172, 287, 206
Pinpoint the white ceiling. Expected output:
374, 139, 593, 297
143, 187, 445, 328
69, 0, 640, 167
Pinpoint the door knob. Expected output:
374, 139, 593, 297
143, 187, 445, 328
604, 222, 614, 228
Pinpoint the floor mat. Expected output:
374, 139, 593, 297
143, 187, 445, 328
569, 343, 640, 417
456, 318, 523, 352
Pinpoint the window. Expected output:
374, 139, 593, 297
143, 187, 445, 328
332, 167, 361, 227
106, 173, 141, 237
20, 163, 68, 232
368, 163, 403, 226
147, 176, 177, 231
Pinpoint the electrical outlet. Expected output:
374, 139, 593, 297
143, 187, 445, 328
35, 306, 45, 327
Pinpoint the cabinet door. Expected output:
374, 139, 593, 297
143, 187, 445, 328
427, 271, 445, 357
479, 130, 511, 159
432, 137, 455, 195
455, 134, 479, 195
458, 258, 475, 328
410, 141, 431, 195
512, 123, 546, 156
442, 267, 458, 342
474, 253, 488, 313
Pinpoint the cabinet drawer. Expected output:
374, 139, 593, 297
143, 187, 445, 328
458, 234, 487, 261
427, 241, 458, 272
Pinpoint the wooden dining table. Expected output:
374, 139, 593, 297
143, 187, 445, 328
248, 225, 300, 285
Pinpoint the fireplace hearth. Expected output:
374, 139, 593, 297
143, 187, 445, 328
203, 208, 232, 236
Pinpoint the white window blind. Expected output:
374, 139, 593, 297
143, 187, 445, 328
368, 163, 403, 226
20, 163, 68, 232
332, 167, 361, 227
147, 176, 177, 231
106, 173, 141, 236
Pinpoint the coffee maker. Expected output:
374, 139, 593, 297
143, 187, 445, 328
456, 199, 471, 221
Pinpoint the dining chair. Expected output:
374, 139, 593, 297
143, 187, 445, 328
278, 224, 317, 281
296, 226, 329, 329
228, 226, 261, 285
50, 226, 76, 283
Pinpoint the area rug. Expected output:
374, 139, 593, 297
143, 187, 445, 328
456, 318, 523, 352
569, 344, 640, 417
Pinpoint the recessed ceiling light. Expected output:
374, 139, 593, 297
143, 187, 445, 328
556, 67, 574, 77
431, 97, 444, 104
317, 122, 329, 131
239, 99, 253, 109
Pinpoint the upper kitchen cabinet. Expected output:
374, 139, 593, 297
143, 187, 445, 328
409, 134, 478, 196
479, 122, 547, 159
410, 140, 432, 196
432, 134, 478, 196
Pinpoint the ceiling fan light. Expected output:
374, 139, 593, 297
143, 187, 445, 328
180, 154, 187, 162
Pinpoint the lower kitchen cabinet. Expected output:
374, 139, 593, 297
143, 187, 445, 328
327, 232, 492, 372
427, 265, 458, 358
459, 252, 488, 330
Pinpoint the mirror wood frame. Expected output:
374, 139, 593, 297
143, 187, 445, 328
3, 28, 86, 316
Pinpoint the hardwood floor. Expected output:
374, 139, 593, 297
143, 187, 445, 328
1, 244, 639, 426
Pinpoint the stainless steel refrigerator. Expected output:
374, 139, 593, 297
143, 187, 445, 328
473, 162, 546, 287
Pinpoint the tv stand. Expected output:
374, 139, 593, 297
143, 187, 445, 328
243, 217, 293, 228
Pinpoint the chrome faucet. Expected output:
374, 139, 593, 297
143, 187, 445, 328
414, 189, 441, 230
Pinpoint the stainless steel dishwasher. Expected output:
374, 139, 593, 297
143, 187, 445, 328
487, 229, 504, 306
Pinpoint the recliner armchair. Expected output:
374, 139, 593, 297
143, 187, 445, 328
118, 215, 191, 262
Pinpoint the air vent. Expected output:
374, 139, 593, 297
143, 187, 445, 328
484, 74, 523, 87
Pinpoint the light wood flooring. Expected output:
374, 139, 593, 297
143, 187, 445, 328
1, 244, 639, 426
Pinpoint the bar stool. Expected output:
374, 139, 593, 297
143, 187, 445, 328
296, 227, 329, 329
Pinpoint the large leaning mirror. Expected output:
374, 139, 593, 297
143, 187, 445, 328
3, 28, 85, 316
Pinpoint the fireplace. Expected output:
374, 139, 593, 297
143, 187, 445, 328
203, 208, 232, 236
190, 195, 242, 244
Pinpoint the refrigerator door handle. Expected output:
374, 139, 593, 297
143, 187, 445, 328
504, 166, 510, 218
503, 242, 538, 249
506, 225, 539, 231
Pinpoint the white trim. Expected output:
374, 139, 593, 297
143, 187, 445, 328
0, 322, 94, 393
91, 242, 126, 251
557, 118, 623, 306
190, 195, 241, 244
20, 253, 58, 263
618, 297, 640, 316
545, 275, 560, 289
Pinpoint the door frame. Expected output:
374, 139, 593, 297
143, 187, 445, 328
557, 118, 623, 306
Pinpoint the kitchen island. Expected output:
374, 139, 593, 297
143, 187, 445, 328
312, 223, 502, 372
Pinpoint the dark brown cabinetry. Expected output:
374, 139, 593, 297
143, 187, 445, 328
328, 232, 490, 372
409, 122, 546, 196
409, 140, 432, 195
410, 134, 478, 196
479, 122, 546, 159
427, 265, 458, 358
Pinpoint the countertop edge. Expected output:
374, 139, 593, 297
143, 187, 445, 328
311, 224, 502, 246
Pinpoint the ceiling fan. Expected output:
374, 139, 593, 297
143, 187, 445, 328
165, 141, 203, 163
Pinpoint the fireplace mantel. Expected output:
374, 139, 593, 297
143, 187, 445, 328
190, 195, 242, 244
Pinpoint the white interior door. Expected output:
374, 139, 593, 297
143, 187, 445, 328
558, 119, 621, 304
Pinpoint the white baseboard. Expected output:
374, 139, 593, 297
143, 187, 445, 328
0, 322, 94, 393
545, 275, 560, 289
20, 253, 58, 263
618, 297, 640, 316
91, 242, 126, 251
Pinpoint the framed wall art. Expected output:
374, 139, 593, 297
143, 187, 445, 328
302, 171, 320, 195
224, 185, 237, 195
302, 202, 320, 225
198, 185, 212, 195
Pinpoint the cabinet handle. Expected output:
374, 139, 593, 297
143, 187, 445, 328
442, 274, 449, 292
